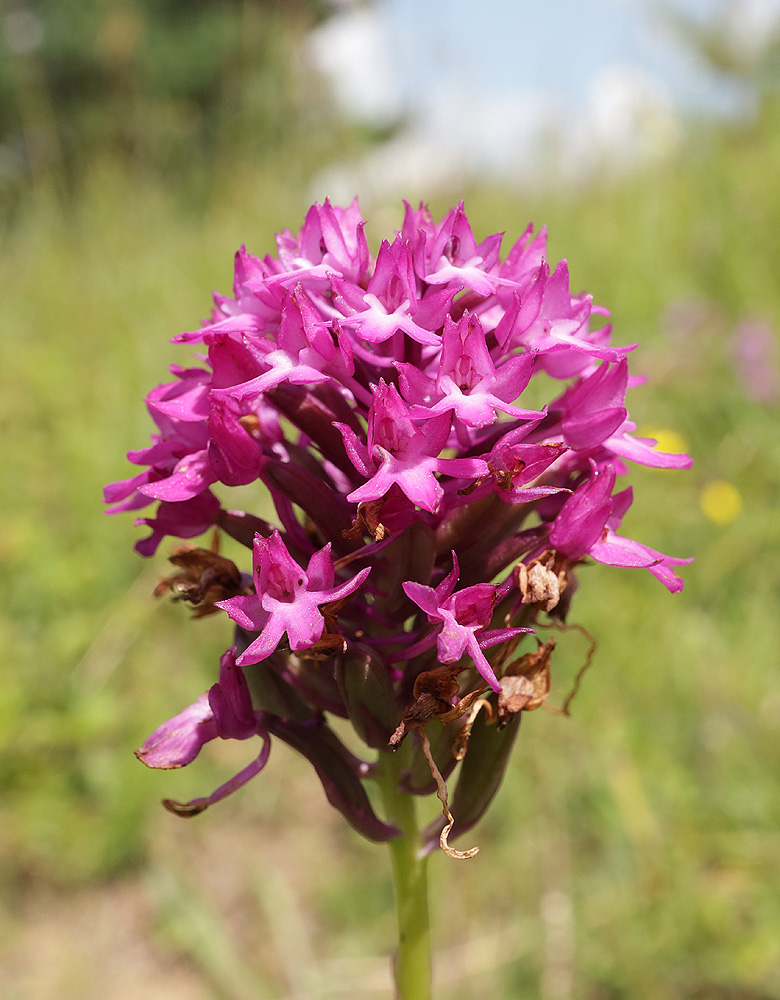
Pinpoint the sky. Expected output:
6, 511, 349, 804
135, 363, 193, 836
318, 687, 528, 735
383, 0, 764, 113
309, 0, 780, 199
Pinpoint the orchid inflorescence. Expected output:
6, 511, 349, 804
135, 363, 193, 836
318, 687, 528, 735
106, 200, 691, 855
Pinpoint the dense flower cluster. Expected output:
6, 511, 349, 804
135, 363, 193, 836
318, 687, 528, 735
107, 200, 691, 850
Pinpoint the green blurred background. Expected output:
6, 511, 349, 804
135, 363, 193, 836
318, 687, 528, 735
1, 1, 779, 997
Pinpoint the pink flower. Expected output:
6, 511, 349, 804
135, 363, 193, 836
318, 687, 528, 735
550, 462, 691, 591
103, 366, 216, 510
397, 312, 542, 429
403, 554, 534, 692
217, 531, 371, 664
337, 380, 487, 513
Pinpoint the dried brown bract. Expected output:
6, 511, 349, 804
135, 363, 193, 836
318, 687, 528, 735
342, 499, 389, 542
389, 664, 487, 747
517, 552, 569, 613
154, 543, 246, 617
301, 595, 352, 657
497, 637, 555, 726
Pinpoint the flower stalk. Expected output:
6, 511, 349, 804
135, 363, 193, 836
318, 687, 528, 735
377, 744, 432, 1000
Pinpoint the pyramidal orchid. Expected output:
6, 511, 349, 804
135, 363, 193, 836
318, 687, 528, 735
107, 200, 691, 999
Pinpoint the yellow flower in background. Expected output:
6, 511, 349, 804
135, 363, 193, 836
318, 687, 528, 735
700, 480, 743, 525
637, 426, 688, 457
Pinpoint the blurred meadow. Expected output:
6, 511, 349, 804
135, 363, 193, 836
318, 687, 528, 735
2, 1, 780, 998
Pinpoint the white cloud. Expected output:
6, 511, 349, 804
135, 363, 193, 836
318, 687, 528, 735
311, 66, 682, 204
307, 7, 404, 127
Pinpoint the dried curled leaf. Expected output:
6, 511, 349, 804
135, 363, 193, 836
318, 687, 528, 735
343, 499, 389, 542
452, 698, 494, 761
419, 729, 479, 860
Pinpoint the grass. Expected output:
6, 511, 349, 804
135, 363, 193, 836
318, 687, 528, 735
1, 99, 780, 998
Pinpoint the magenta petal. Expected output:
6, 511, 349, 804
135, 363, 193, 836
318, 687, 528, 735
477, 627, 535, 650
588, 533, 660, 569
491, 351, 535, 402
436, 616, 470, 662
103, 468, 155, 505
163, 735, 271, 816
608, 433, 694, 470
136, 694, 218, 769
335, 422, 373, 478
648, 561, 690, 593
435, 554, 461, 603
276, 600, 326, 651
564, 406, 627, 450
208, 650, 258, 739
465, 635, 502, 693
306, 544, 336, 591
435, 456, 489, 480
216, 594, 267, 632
139, 450, 217, 502
318, 565, 372, 604
236, 616, 287, 665
403, 581, 440, 617
550, 466, 615, 559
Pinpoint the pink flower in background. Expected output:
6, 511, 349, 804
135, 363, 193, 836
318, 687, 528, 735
732, 319, 780, 405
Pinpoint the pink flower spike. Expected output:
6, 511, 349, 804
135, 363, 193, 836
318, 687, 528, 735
107, 198, 694, 843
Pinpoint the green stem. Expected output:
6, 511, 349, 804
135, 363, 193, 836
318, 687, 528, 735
376, 746, 432, 1000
